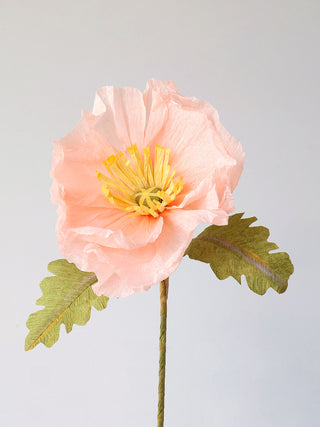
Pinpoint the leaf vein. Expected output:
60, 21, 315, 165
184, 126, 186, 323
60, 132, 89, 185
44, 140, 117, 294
200, 235, 286, 286
25, 271, 98, 351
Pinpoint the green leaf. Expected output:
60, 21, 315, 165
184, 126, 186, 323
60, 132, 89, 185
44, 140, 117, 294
25, 259, 108, 351
185, 213, 294, 295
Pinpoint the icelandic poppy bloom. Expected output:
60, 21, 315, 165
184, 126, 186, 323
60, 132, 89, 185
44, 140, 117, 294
51, 79, 244, 297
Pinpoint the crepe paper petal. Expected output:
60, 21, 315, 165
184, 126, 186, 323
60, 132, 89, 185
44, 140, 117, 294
51, 79, 245, 297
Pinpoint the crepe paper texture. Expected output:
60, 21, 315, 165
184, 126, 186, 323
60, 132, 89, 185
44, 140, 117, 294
51, 78, 244, 298
25, 259, 107, 351
186, 213, 294, 295
157, 278, 169, 427
25, 79, 294, 427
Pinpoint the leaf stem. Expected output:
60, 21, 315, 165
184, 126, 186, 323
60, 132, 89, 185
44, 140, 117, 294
157, 277, 169, 427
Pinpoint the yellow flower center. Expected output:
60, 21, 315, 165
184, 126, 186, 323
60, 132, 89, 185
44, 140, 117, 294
96, 144, 184, 217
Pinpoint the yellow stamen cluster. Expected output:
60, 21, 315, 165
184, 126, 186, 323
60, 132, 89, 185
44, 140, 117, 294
96, 144, 184, 217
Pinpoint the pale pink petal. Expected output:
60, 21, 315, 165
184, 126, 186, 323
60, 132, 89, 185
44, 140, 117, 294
143, 79, 244, 208
91, 208, 227, 297
63, 210, 163, 250
170, 178, 231, 224
92, 86, 146, 150
140, 81, 237, 209
203, 103, 245, 192
153, 103, 235, 190
168, 89, 245, 193
52, 79, 245, 298
164, 85, 244, 179
146, 79, 178, 94
142, 80, 169, 146
172, 177, 219, 209
51, 110, 115, 208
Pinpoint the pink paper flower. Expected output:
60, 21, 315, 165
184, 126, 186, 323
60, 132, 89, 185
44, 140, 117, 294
51, 79, 244, 297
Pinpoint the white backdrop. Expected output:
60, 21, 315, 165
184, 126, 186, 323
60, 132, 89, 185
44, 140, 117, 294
1, 1, 319, 426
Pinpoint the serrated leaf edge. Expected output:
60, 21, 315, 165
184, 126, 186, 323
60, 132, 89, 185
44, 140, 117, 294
198, 234, 288, 292
25, 272, 98, 351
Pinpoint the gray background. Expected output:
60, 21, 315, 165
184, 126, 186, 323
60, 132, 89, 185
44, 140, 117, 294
1, 0, 319, 426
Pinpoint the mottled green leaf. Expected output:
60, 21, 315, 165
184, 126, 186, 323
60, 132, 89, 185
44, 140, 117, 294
186, 213, 294, 295
25, 259, 108, 351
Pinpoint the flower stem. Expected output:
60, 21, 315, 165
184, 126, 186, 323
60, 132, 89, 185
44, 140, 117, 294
157, 277, 169, 427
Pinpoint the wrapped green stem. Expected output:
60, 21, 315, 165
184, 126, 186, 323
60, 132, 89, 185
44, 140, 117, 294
157, 277, 169, 427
